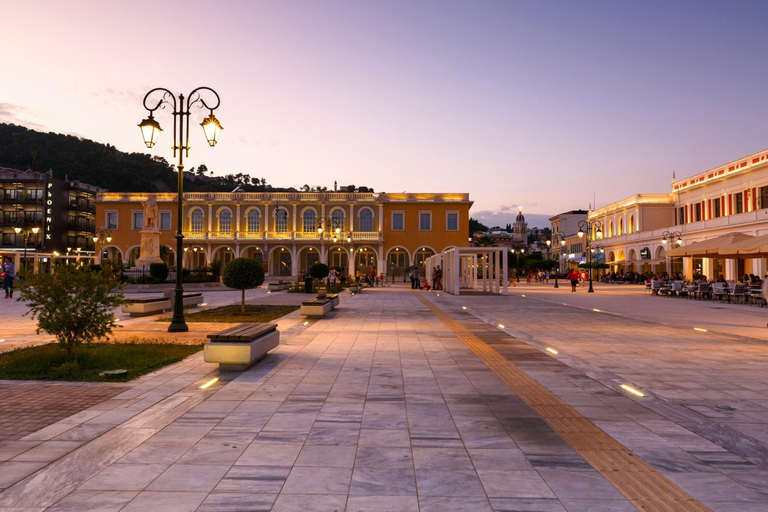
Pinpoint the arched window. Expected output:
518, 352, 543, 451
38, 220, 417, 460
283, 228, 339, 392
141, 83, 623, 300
191, 209, 203, 233
628, 214, 634, 234
331, 209, 345, 232
276, 209, 288, 232
618, 218, 623, 236
247, 209, 260, 232
608, 220, 613, 237
219, 210, 232, 232
359, 209, 373, 232
303, 210, 316, 232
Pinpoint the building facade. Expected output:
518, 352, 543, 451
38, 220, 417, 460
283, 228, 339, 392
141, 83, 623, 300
587, 148, 768, 279
96, 191, 471, 278
549, 209, 588, 270
0, 167, 99, 271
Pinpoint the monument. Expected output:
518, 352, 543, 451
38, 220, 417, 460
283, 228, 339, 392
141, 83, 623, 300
135, 195, 164, 267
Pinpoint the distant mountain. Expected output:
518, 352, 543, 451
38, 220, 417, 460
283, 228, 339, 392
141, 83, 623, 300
0, 123, 277, 193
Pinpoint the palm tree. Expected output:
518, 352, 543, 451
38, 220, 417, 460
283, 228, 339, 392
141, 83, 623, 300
472, 236, 496, 247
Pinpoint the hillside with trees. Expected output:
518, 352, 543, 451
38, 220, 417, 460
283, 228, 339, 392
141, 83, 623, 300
0, 123, 276, 192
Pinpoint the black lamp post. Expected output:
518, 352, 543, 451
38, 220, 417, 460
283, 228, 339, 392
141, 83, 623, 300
92, 227, 113, 264
550, 235, 567, 288
577, 220, 603, 293
139, 87, 222, 333
514, 248, 524, 282
14, 225, 40, 276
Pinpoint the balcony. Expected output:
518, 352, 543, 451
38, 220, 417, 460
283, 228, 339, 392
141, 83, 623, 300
69, 198, 95, 212
178, 230, 383, 242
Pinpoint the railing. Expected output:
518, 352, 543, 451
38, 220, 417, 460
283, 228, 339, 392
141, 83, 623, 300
182, 191, 377, 202
266, 232, 293, 239
294, 232, 321, 239
237, 231, 265, 240
178, 230, 384, 242
350, 231, 381, 240
208, 231, 233, 240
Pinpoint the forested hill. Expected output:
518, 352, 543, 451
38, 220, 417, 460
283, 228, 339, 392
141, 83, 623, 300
0, 123, 278, 193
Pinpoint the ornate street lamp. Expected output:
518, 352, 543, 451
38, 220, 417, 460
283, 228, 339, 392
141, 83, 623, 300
14, 225, 40, 276
577, 220, 603, 293
661, 230, 683, 246
140, 87, 222, 332
92, 227, 113, 264
550, 235, 567, 289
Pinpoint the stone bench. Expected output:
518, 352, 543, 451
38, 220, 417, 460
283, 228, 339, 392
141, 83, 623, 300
300, 298, 332, 318
204, 323, 280, 371
121, 297, 171, 317
349, 284, 362, 294
327, 293, 340, 309
162, 289, 205, 309
268, 282, 291, 292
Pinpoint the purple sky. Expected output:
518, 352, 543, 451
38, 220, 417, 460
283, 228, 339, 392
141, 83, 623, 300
2, 1, 768, 228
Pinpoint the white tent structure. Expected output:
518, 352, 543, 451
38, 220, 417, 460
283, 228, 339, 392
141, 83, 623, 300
425, 247, 508, 296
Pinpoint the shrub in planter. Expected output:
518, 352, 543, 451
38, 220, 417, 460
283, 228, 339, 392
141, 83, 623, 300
222, 257, 265, 313
150, 262, 169, 281
309, 262, 330, 280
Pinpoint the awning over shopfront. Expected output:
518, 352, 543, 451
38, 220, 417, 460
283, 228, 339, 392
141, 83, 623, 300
666, 232, 754, 258
719, 233, 768, 257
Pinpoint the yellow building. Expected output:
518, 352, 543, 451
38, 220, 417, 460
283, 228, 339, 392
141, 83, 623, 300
96, 191, 471, 279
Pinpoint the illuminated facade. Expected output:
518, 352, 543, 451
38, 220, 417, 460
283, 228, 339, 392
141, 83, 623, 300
588, 148, 768, 279
96, 191, 471, 278
0, 167, 99, 271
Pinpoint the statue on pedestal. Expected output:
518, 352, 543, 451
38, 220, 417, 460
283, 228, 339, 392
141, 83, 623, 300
136, 194, 163, 267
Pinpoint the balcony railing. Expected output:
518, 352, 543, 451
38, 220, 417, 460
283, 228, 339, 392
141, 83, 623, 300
179, 230, 383, 242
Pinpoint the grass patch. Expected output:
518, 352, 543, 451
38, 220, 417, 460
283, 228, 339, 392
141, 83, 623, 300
167, 304, 299, 323
0, 342, 202, 382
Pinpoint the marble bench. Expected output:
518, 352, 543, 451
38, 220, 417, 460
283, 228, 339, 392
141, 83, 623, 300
121, 297, 171, 317
327, 293, 340, 309
204, 323, 280, 371
268, 281, 291, 292
300, 299, 332, 318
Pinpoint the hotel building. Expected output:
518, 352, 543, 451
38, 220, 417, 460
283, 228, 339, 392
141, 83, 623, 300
586, 148, 768, 280
96, 191, 471, 278
0, 167, 99, 271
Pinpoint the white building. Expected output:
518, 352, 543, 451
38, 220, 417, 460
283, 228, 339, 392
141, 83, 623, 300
588, 148, 768, 280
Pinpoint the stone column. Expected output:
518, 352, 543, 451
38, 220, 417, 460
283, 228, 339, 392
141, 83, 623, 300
292, 204, 297, 233
725, 259, 738, 282
235, 204, 241, 234
207, 204, 213, 233
264, 204, 270, 232
702, 258, 714, 280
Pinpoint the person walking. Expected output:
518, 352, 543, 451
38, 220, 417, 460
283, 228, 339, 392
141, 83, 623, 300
568, 269, 579, 292
3, 257, 15, 299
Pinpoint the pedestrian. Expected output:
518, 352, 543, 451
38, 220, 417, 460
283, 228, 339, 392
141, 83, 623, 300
435, 265, 442, 290
3, 257, 15, 299
410, 267, 419, 289
568, 269, 579, 292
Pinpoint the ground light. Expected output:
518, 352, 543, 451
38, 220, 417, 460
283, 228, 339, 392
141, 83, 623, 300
593, 309, 601, 312
694, 327, 708, 332
498, 324, 505, 329
199, 377, 219, 389
546, 347, 558, 354
304, 321, 309, 326
620, 384, 645, 397
462, 306, 467, 310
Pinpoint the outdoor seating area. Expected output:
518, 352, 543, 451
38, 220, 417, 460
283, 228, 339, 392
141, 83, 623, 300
648, 279, 766, 306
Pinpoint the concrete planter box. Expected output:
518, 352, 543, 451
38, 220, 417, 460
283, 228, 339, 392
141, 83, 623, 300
162, 290, 204, 309
300, 300, 332, 318
329, 296, 340, 309
204, 330, 280, 371
268, 282, 290, 291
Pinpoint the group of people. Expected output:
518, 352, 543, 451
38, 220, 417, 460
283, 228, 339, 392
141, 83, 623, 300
2, 256, 15, 299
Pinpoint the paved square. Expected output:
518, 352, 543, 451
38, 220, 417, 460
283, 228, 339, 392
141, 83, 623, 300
0, 284, 767, 510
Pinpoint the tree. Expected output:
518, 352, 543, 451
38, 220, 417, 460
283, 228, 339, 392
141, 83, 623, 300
19, 264, 127, 356
222, 258, 265, 313
309, 262, 330, 280
472, 236, 497, 247
468, 218, 489, 237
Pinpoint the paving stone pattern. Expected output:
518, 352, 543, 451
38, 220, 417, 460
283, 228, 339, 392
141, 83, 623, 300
0, 286, 766, 510
0, 382, 126, 441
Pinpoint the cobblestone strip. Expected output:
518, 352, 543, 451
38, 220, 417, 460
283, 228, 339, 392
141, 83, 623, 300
414, 291, 711, 512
